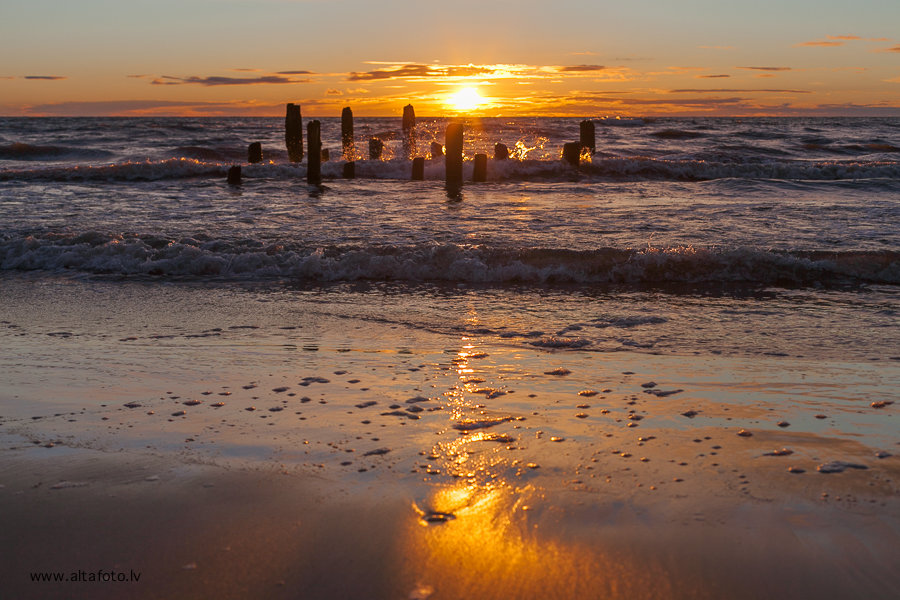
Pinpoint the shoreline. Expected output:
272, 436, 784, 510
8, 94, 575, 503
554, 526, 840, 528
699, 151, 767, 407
1, 274, 898, 599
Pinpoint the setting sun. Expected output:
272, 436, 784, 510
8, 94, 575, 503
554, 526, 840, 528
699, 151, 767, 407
448, 87, 485, 111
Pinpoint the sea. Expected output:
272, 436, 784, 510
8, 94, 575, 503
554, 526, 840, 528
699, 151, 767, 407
1, 116, 898, 361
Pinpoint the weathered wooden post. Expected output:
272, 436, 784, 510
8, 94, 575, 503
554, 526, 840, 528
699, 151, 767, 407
307, 120, 322, 186
580, 120, 595, 155
227, 165, 242, 185
343, 162, 356, 179
562, 142, 582, 167
445, 123, 464, 191
248, 142, 262, 164
369, 137, 384, 160
341, 107, 354, 160
472, 153, 487, 182
402, 104, 416, 159
411, 156, 425, 180
431, 141, 444, 160
494, 143, 509, 160
285, 103, 303, 162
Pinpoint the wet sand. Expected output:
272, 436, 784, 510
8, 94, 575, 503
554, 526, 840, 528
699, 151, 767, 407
1, 275, 899, 599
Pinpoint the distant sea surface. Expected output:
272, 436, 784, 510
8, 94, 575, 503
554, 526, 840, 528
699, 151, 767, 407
1, 116, 898, 362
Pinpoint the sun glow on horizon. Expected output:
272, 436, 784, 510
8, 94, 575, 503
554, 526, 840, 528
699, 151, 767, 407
447, 87, 486, 111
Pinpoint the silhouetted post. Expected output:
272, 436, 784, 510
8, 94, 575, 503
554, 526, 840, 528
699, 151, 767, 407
402, 104, 416, 159
307, 120, 322, 186
285, 103, 303, 163
580, 120, 595, 155
341, 107, 354, 160
494, 143, 509, 160
248, 142, 262, 164
369, 137, 384, 160
430, 141, 444, 160
343, 162, 356, 179
472, 153, 487, 182
227, 165, 242, 185
445, 123, 464, 191
562, 142, 582, 167
411, 156, 425, 180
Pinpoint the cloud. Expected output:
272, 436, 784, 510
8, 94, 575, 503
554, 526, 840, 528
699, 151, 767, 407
697, 74, 731, 79
347, 64, 498, 81
570, 51, 600, 56
277, 70, 314, 75
795, 40, 845, 47
21, 99, 285, 117
886, 76, 900, 83
23, 75, 67, 80
556, 65, 606, 72
150, 74, 310, 85
669, 88, 812, 94
737, 66, 792, 71
828, 35, 861, 40
231, 68, 262, 72
875, 44, 900, 53
325, 88, 343, 96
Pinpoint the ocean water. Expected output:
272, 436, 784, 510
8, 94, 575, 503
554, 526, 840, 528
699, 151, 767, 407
1, 116, 898, 364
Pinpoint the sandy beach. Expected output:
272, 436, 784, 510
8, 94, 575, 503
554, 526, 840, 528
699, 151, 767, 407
2, 274, 898, 599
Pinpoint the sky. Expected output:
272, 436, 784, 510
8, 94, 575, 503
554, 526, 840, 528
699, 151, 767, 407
1, 0, 898, 117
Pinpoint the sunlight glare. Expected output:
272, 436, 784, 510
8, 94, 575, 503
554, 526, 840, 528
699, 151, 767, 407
448, 87, 485, 111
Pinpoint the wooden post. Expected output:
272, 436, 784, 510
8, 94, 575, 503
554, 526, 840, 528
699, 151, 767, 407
227, 165, 242, 185
472, 153, 487, 182
402, 104, 416, 159
494, 143, 509, 160
445, 123, 464, 191
430, 141, 444, 160
580, 120, 595, 155
562, 142, 582, 167
343, 161, 356, 179
411, 156, 425, 180
248, 142, 262, 164
341, 107, 354, 160
307, 120, 322, 186
285, 103, 303, 163
369, 137, 384, 160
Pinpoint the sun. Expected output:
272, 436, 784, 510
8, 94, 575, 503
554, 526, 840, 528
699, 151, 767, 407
448, 87, 485, 111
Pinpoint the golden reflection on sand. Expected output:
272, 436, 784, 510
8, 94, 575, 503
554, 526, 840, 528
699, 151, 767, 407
398, 335, 677, 600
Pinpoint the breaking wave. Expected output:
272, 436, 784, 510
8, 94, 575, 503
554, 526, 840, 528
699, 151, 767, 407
2, 233, 897, 287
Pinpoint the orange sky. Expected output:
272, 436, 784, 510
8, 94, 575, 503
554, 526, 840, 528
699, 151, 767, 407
1, 0, 898, 117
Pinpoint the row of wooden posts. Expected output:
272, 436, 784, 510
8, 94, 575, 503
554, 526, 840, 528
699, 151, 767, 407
227, 104, 597, 190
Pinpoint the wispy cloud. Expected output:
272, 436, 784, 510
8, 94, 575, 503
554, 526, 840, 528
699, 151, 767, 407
150, 74, 310, 86
669, 88, 812, 94
795, 40, 845, 47
556, 64, 606, 72
22, 99, 285, 117
737, 66, 792, 71
325, 88, 342, 96
347, 64, 495, 81
875, 44, 900, 53
697, 74, 731, 79
23, 75, 67, 80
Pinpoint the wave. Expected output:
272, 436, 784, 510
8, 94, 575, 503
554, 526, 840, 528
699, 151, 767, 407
0, 142, 115, 161
2, 234, 897, 287
2, 154, 898, 183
